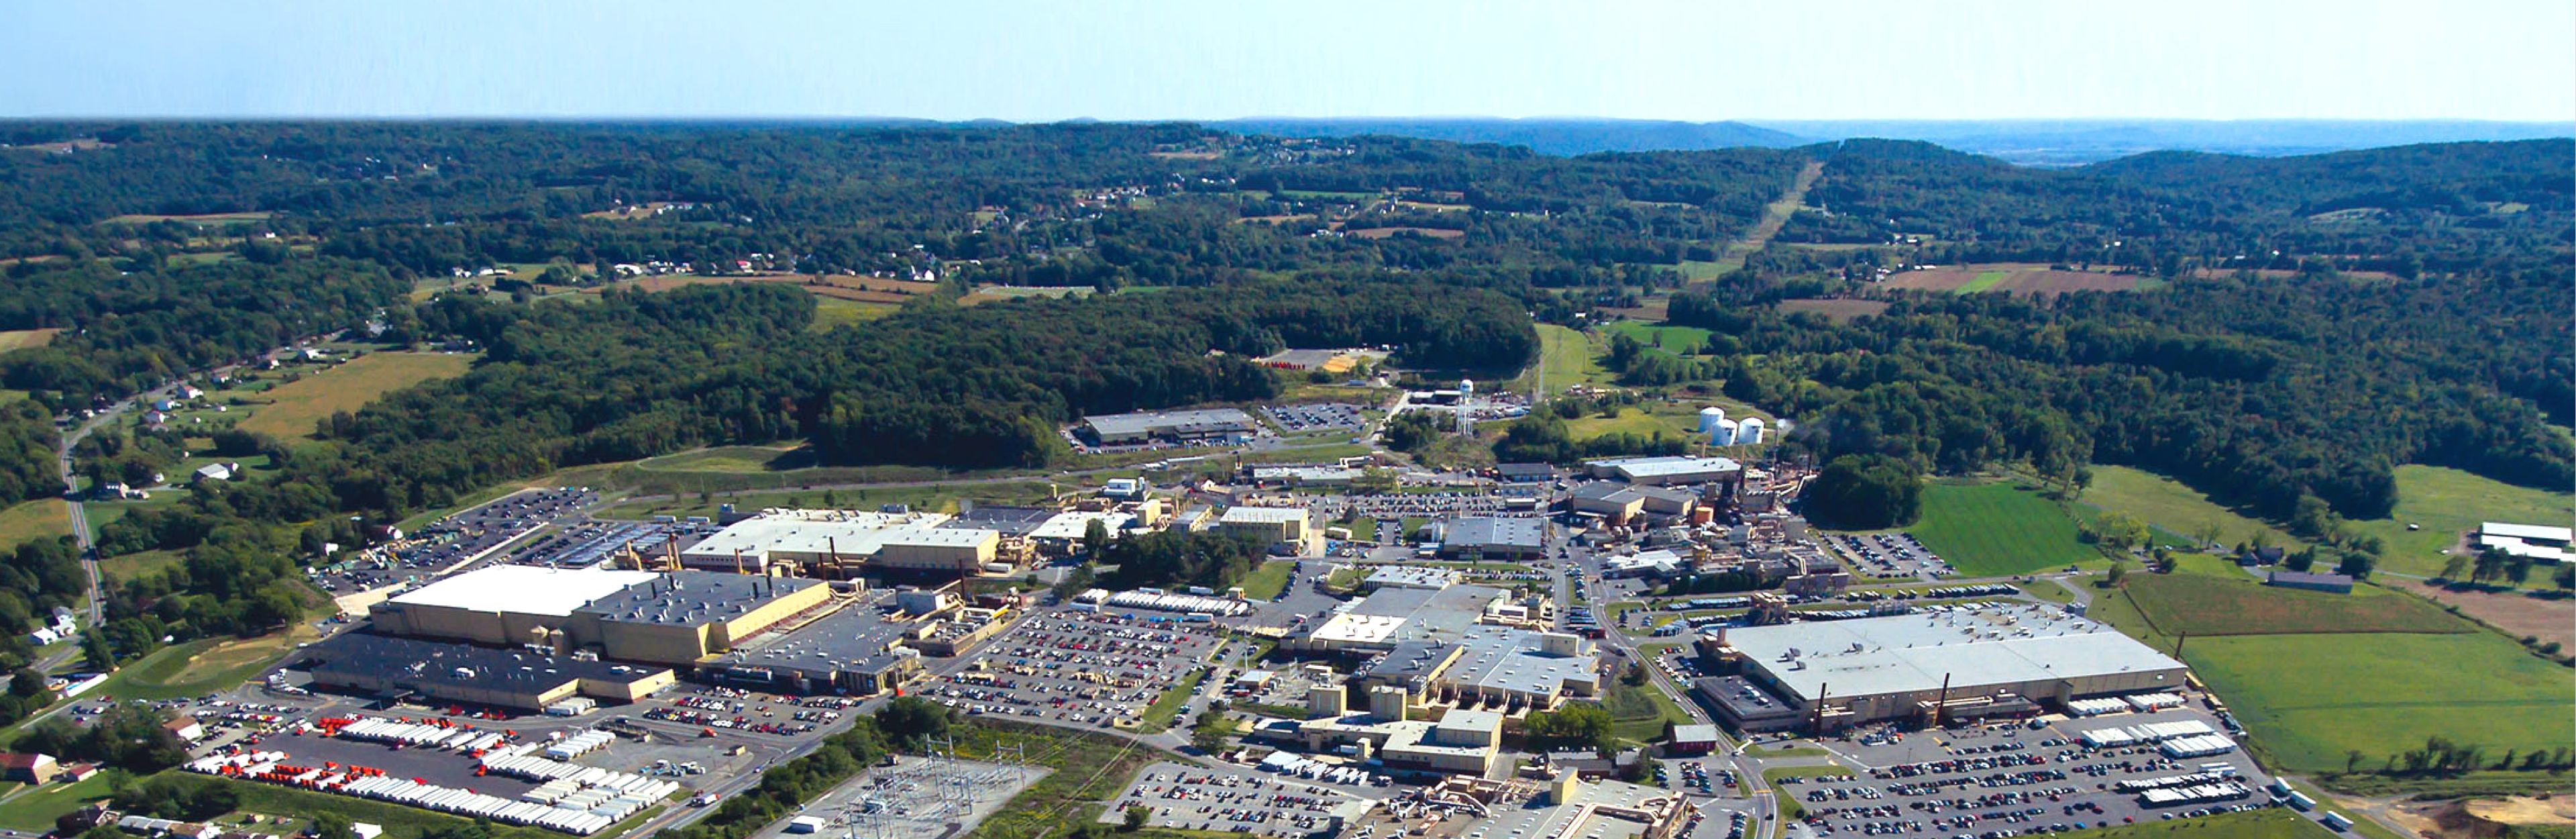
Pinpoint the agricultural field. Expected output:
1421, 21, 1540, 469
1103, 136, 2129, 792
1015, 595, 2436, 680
1774, 298, 1889, 322
2342, 465, 2574, 581
2400, 580, 2573, 650
1904, 480, 2104, 577
0, 328, 60, 352
0, 499, 72, 552
959, 285, 1094, 305
234, 352, 476, 440
2185, 631, 2574, 775
2119, 564, 2470, 636
1882, 263, 2146, 295
2080, 466, 2300, 550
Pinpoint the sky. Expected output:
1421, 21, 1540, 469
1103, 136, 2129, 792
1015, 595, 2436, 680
3, 0, 2570, 122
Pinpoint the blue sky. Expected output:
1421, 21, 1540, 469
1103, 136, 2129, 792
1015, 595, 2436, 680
3, 0, 2569, 121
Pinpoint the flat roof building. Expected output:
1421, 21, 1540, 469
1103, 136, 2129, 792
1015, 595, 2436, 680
368, 567, 833, 666
700, 594, 924, 696
300, 634, 676, 711
2478, 522, 2573, 564
1218, 505, 1313, 552
1440, 517, 1548, 561
1365, 566, 1462, 591
682, 509, 1001, 577
1585, 456, 1742, 487
1081, 408, 1258, 445
1705, 605, 2186, 731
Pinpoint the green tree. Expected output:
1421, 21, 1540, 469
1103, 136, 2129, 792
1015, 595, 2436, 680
875, 697, 953, 751
314, 814, 358, 839
1803, 454, 1922, 530
2105, 562, 2129, 588
1083, 517, 1110, 557
2439, 554, 2471, 581
2089, 512, 2151, 552
1123, 806, 1150, 832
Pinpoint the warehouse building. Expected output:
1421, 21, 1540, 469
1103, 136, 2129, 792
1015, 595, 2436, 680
1080, 408, 1258, 446
1299, 704, 1505, 777
1584, 456, 1742, 487
1438, 517, 1548, 561
368, 566, 834, 666
299, 634, 676, 711
1568, 483, 1699, 526
681, 509, 1002, 577
2477, 522, 2573, 564
1696, 605, 2186, 732
698, 593, 923, 696
1218, 505, 1315, 553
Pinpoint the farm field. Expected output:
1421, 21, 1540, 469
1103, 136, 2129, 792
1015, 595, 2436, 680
0, 499, 72, 552
1774, 298, 1889, 322
2080, 466, 2300, 550
235, 352, 475, 440
2118, 564, 2470, 636
1882, 263, 2145, 295
595, 272, 941, 305
1603, 320, 1714, 350
0, 328, 60, 352
2184, 631, 2574, 774
2400, 580, 2573, 650
1904, 480, 2102, 576
959, 285, 1094, 305
2342, 465, 2574, 581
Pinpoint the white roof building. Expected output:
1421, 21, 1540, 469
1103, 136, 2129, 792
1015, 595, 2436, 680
386, 566, 660, 618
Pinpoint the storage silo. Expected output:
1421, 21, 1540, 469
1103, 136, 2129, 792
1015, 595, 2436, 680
1737, 417, 1765, 445
1710, 417, 1739, 446
1697, 406, 1727, 433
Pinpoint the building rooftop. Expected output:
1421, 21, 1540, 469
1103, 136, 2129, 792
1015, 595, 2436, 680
1084, 408, 1256, 438
1721, 605, 2186, 701
949, 505, 1059, 537
302, 633, 665, 695
1442, 517, 1546, 550
1364, 566, 1459, 590
2481, 522, 2572, 543
710, 594, 914, 676
574, 572, 822, 626
1030, 511, 1136, 541
1435, 709, 1503, 736
1442, 627, 1599, 699
386, 566, 659, 618
1220, 505, 1311, 525
1589, 456, 1741, 479
682, 509, 965, 562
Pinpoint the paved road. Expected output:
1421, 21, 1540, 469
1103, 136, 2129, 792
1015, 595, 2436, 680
36, 386, 164, 672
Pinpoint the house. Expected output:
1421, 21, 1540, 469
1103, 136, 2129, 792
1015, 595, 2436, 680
151, 399, 177, 412
2235, 546, 2285, 566
1, 752, 61, 784
48, 606, 76, 634
27, 628, 59, 646
176, 385, 205, 400
164, 715, 205, 742
60, 762, 98, 783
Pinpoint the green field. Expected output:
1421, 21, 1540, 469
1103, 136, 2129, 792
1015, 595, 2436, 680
0, 774, 115, 830
1955, 270, 2010, 294
1904, 481, 2104, 577
1136, 668, 1208, 733
1236, 560, 1295, 600
235, 352, 476, 440
2121, 566, 2469, 636
2080, 466, 2300, 550
2049, 809, 2332, 839
1603, 321, 1715, 352
1602, 679, 1694, 742
0, 499, 72, 552
2344, 465, 2575, 581
2186, 631, 2575, 774
0, 328, 59, 352
809, 296, 902, 330
600, 481, 1055, 520
95, 625, 319, 700
2019, 578, 2080, 604
98, 548, 183, 583
1517, 324, 1615, 393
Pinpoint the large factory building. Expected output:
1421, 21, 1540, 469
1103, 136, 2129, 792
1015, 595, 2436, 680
368, 566, 834, 666
680, 509, 1002, 577
1695, 605, 2187, 732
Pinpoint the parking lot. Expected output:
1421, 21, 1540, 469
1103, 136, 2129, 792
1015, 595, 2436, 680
1828, 534, 1952, 579
313, 488, 599, 593
1103, 761, 1373, 838
1771, 707, 2287, 839
916, 608, 1227, 730
508, 520, 686, 569
1265, 403, 1367, 434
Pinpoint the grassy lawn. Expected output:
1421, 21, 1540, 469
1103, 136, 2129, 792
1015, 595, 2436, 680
98, 624, 318, 700
2344, 465, 2574, 581
1761, 765, 1855, 783
1236, 560, 1295, 600
2184, 631, 2573, 775
2019, 578, 2080, 604
1603, 321, 1715, 352
1515, 324, 1615, 395
80, 491, 184, 542
1344, 517, 1377, 542
1602, 679, 1693, 742
98, 548, 184, 583
2120, 568, 2468, 636
600, 481, 1055, 520
1955, 270, 2010, 294
235, 352, 476, 440
0, 773, 115, 831
1136, 668, 1208, 734
2048, 808, 2332, 839
1564, 408, 1694, 442
0, 499, 72, 552
2080, 466, 2299, 550
1905, 480, 2104, 577
809, 296, 901, 331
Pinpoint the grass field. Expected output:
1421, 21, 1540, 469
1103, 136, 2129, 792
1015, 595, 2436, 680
1136, 669, 1208, 733
2185, 631, 2575, 774
1884, 263, 2147, 295
0, 329, 60, 352
1603, 321, 1715, 352
1236, 560, 1295, 600
97, 624, 319, 700
2120, 566, 2470, 636
2343, 465, 2574, 581
0, 499, 72, 552
1904, 481, 2104, 577
957, 719, 1169, 839
2049, 809, 2332, 839
1517, 324, 1615, 395
600, 481, 1055, 520
0, 774, 115, 830
1956, 270, 2011, 293
2080, 466, 2299, 550
235, 352, 474, 440
98, 548, 182, 583
810, 296, 902, 330
1603, 679, 1695, 742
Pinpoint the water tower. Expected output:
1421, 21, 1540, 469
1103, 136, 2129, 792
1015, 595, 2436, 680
1456, 379, 1476, 434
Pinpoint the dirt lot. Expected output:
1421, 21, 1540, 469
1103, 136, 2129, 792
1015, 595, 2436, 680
2404, 579, 2574, 648
1884, 264, 2145, 295
1776, 298, 1890, 322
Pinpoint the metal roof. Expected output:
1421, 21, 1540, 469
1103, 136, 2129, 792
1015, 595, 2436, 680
1083, 408, 1256, 437
1723, 605, 2186, 702
1442, 516, 1545, 550
387, 566, 659, 617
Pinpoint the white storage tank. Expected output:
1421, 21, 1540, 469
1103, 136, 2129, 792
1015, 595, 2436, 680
1697, 406, 1726, 432
1710, 418, 1739, 446
1737, 417, 1765, 445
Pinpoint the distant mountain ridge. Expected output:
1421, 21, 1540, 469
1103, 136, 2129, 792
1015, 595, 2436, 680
1214, 117, 1807, 155
1208, 117, 2573, 165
